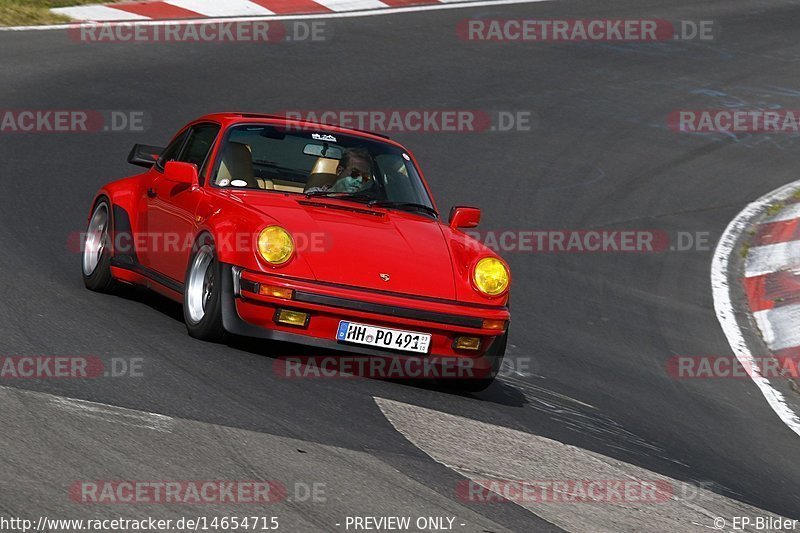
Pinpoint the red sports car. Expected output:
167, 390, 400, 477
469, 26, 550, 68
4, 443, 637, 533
82, 113, 511, 390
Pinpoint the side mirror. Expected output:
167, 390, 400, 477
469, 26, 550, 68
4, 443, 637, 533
164, 161, 199, 186
449, 206, 481, 229
127, 143, 163, 168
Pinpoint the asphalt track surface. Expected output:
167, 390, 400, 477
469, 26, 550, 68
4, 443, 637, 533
1, 0, 800, 530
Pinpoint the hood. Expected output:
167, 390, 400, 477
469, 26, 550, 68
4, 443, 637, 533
237, 193, 458, 300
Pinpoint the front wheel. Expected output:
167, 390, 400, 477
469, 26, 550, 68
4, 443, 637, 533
183, 236, 226, 342
82, 199, 116, 292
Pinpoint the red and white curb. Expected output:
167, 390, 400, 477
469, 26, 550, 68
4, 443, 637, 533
712, 180, 800, 438
744, 198, 800, 363
50, 0, 540, 22
0, 0, 549, 31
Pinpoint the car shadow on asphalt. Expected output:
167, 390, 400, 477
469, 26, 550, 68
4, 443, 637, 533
227, 334, 530, 408
112, 284, 528, 408
113, 284, 185, 323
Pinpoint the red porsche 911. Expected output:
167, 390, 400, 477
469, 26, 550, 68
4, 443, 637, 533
82, 113, 511, 390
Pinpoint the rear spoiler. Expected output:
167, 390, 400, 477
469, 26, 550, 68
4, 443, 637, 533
127, 144, 164, 168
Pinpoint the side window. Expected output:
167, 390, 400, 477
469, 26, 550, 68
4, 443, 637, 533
180, 123, 221, 174
156, 130, 188, 171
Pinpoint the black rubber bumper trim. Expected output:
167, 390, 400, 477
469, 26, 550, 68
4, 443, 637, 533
292, 290, 485, 328
221, 265, 433, 357
240, 279, 259, 294
239, 280, 488, 329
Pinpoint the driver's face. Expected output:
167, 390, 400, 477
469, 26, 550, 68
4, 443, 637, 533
338, 158, 372, 181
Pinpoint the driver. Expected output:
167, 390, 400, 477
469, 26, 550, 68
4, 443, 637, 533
306, 147, 374, 194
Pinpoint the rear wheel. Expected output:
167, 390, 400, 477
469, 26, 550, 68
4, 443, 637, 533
184, 235, 226, 342
82, 199, 116, 292
439, 330, 508, 392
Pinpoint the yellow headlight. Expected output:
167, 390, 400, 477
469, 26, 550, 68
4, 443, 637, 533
473, 257, 509, 296
257, 226, 294, 265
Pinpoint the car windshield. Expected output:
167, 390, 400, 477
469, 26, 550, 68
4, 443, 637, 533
210, 124, 434, 210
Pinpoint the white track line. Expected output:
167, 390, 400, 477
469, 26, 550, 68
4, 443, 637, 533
711, 178, 800, 438
313, 0, 390, 11
164, 0, 275, 17
51, 5, 150, 21
0, 0, 551, 31
50, 395, 175, 432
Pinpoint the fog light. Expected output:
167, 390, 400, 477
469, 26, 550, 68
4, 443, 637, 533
454, 336, 481, 350
274, 309, 309, 327
482, 319, 507, 331
259, 284, 294, 299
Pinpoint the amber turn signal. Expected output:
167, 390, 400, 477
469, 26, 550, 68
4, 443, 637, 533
454, 336, 481, 351
259, 284, 294, 300
482, 319, 507, 331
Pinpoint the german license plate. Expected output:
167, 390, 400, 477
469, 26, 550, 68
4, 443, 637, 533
336, 321, 431, 354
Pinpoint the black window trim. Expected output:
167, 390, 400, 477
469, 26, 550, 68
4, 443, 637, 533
181, 121, 222, 186
154, 128, 190, 173
155, 120, 222, 186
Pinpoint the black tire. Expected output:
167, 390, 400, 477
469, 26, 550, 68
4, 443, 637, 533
439, 330, 508, 392
82, 198, 117, 293
183, 234, 226, 342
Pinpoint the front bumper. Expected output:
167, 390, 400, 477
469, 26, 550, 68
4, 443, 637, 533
220, 266, 509, 362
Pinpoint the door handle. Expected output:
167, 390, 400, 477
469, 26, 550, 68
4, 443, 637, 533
147, 188, 157, 199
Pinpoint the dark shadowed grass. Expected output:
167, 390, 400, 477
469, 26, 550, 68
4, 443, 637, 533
0, 0, 121, 26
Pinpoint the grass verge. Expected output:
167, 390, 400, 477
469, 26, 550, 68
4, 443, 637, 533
0, 0, 119, 26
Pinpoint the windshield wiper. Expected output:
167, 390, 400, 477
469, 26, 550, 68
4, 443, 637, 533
367, 200, 438, 218
304, 191, 373, 203
303, 193, 438, 217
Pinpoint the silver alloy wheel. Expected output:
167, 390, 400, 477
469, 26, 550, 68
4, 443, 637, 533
82, 203, 109, 276
186, 244, 214, 324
